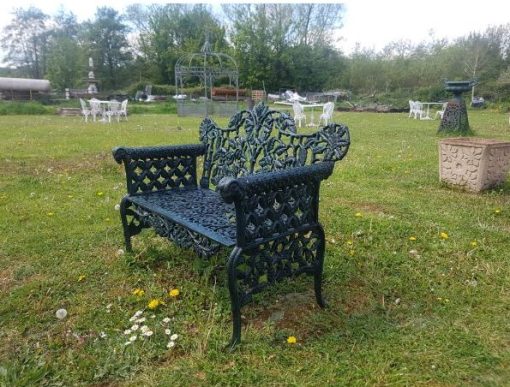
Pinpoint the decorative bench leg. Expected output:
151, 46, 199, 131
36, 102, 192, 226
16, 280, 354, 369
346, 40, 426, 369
313, 225, 327, 308
226, 247, 243, 350
225, 227, 327, 349
119, 198, 145, 253
119, 198, 133, 252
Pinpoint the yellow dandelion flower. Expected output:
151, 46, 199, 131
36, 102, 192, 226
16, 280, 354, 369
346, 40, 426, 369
132, 288, 145, 297
67, 195, 73, 198
147, 299, 163, 310
494, 208, 501, 214
47, 212, 54, 216
409, 236, 416, 241
439, 232, 448, 240
96, 192, 104, 197
470, 240, 478, 247
168, 288, 180, 298
287, 336, 297, 344
355, 212, 362, 218
78, 275, 86, 282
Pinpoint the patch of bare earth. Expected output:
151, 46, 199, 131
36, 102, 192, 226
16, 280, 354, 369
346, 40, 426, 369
248, 282, 374, 340
0, 267, 15, 293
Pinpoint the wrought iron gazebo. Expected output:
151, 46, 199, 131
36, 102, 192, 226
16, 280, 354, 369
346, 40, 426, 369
175, 37, 239, 117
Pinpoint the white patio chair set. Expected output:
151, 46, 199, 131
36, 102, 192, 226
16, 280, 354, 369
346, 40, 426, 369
80, 98, 128, 123
408, 100, 447, 120
292, 101, 335, 128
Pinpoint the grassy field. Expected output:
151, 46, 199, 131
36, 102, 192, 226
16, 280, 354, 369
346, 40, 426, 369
1, 108, 509, 386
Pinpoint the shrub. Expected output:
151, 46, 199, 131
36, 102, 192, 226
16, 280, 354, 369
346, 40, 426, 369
0, 101, 52, 115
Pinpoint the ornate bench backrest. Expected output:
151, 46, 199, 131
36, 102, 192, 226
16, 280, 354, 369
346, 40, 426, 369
199, 103, 350, 188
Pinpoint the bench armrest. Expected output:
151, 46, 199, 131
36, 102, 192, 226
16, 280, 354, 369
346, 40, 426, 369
217, 162, 334, 247
112, 144, 205, 194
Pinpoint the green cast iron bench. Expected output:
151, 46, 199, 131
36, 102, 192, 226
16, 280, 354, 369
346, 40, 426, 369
112, 103, 350, 348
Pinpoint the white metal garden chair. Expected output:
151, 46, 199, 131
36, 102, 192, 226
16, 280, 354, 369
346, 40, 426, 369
409, 100, 424, 119
79, 98, 91, 122
88, 99, 102, 122
106, 101, 121, 123
292, 101, 307, 127
319, 102, 335, 126
117, 99, 128, 121
435, 102, 448, 119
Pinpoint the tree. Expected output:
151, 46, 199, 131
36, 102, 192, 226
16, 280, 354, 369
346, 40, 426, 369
125, 4, 227, 85
455, 33, 500, 100
45, 10, 84, 91
223, 4, 344, 91
82, 7, 132, 90
1, 7, 49, 78
46, 37, 84, 92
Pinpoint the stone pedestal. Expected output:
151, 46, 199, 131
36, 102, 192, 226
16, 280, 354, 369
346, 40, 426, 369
437, 100, 470, 133
439, 138, 510, 192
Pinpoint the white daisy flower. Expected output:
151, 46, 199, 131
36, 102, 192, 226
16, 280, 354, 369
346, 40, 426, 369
162, 317, 171, 324
114, 204, 121, 211
129, 335, 137, 342
55, 309, 67, 320
170, 333, 178, 341
142, 330, 153, 337
134, 310, 143, 317
166, 341, 175, 349
124, 329, 132, 335
140, 325, 149, 333
136, 317, 146, 323
99, 332, 107, 339
131, 324, 139, 331
165, 329, 172, 335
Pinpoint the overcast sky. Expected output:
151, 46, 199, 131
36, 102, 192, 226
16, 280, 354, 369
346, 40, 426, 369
0, 0, 509, 55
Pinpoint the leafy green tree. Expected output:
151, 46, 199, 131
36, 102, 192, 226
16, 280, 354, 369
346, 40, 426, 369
46, 37, 84, 92
223, 4, 344, 91
82, 7, 132, 90
1, 7, 50, 78
125, 4, 227, 85
45, 10, 84, 91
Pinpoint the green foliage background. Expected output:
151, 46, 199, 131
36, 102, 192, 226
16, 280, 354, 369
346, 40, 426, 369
2, 4, 510, 103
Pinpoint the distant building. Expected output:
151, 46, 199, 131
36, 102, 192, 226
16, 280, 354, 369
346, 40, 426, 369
0, 77, 51, 100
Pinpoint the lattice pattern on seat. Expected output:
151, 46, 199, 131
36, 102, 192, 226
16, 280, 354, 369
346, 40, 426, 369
199, 103, 350, 187
128, 188, 237, 247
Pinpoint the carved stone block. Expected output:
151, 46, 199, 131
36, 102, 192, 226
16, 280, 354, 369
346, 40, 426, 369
439, 138, 510, 192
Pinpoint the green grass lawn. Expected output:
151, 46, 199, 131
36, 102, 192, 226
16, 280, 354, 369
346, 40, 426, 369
1, 109, 509, 386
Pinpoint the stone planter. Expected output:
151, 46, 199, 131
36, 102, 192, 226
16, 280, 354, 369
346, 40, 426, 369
439, 137, 510, 192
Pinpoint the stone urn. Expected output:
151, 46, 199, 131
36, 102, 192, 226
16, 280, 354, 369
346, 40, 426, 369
439, 137, 510, 192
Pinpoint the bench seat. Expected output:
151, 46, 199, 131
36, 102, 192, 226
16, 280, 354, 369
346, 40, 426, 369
128, 188, 236, 247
